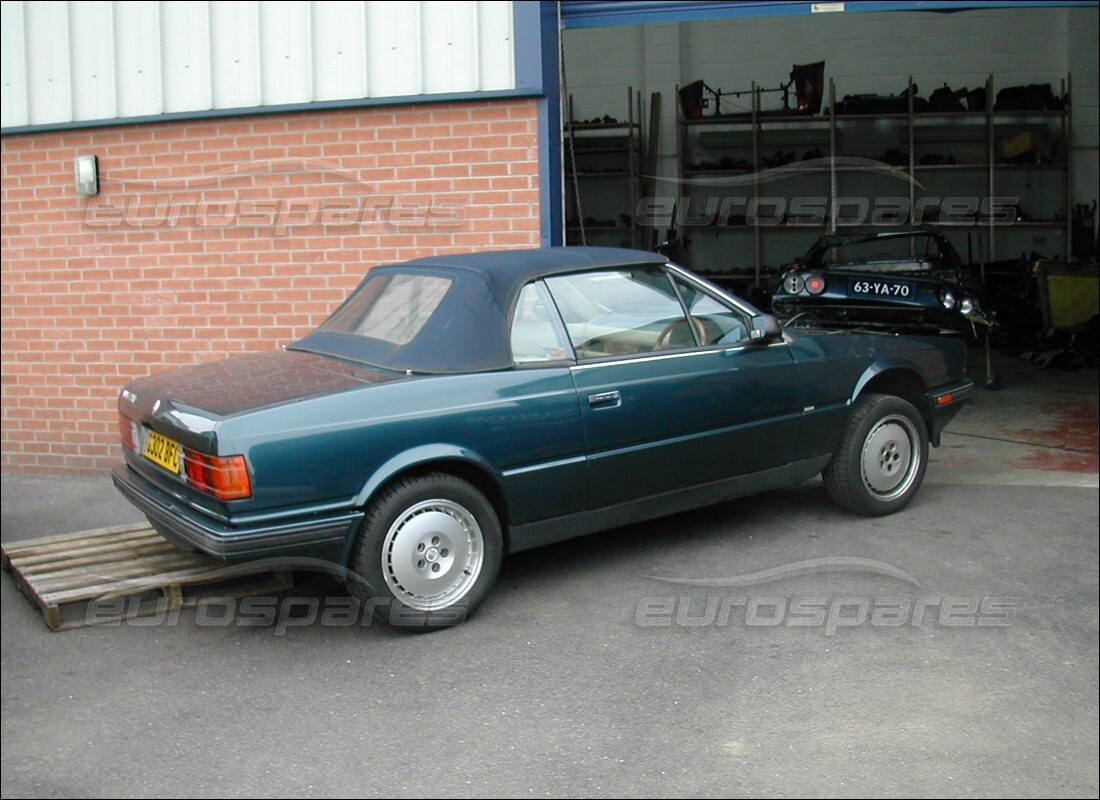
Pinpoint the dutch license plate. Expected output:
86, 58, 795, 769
850, 278, 914, 299
143, 430, 181, 474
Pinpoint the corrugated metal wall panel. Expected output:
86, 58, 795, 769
259, 0, 313, 106
477, 0, 515, 91
311, 1, 369, 102
421, 1, 480, 95
25, 1, 72, 125
365, 2, 422, 97
160, 1, 212, 114
0, 2, 28, 128
0, 0, 517, 129
69, 1, 117, 121
114, 2, 163, 118
211, 1, 262, 110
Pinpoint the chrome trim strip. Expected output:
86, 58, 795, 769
569, 341, 787, 370
502, 455, 587, 478
665, 262, 760, 317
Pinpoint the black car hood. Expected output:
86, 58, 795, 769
120, 350, 402, 419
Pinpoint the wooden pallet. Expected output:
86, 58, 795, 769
1, 523, 294, 631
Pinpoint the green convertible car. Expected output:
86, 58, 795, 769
113, 247, 973, 628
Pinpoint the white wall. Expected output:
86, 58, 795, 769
0, 0, 516, 128
564, 6, 1099, 261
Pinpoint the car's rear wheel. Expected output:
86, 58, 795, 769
823, 393, 928, 516
347, 472, 502, 630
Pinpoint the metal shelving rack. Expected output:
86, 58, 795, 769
676, 73, 1073, 279
564, 88, 643, 248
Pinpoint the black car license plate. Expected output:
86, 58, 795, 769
850, 279, 914, 299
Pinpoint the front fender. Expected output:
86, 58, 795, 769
850, 359, 957, 444
849, 358, 928, 406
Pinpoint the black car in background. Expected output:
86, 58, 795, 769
772, 227, 992, 339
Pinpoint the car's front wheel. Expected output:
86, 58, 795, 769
348, 472, 502, 630
823, 393, 928, 516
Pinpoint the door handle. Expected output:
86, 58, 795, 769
587, 390, 622, 409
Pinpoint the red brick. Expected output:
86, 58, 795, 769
1, 98, 541, 475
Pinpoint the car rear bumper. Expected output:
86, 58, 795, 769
112, 464, 362, 562
926, 379, 974, 446
773, 300, 973, 335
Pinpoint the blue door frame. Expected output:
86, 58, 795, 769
561, 0, 1097, 29
516, 2, 565, 247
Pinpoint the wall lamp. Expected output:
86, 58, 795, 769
74, 154, 99, 196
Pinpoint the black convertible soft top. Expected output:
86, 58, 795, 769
289, 247, 667, 374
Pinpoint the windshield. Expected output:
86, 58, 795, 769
820, 235, 948, 273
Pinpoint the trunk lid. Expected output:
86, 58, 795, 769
120, 350, 401, 445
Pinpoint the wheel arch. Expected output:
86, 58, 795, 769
340, 445, 511, 566
851, 363, 934, 443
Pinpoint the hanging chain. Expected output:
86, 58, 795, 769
560, 38, 586, 246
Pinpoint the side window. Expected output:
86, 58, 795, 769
669, 274, 751, 346
545, 268, 696, 359
510, 281, 572, 364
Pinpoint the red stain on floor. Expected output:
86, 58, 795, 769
1013, 448, 1100, 473
1001, 397, 1100, 473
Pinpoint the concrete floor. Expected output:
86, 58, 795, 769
1, 354, 1097, 798
928, 356, 1099, 489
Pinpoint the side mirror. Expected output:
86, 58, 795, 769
749, 314, 783, 343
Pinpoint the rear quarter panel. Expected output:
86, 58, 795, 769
213, 368, 587, 528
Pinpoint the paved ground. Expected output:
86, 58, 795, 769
2, 356, 1097, 798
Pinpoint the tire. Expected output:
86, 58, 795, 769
823, 393, 929, 516
347, 472, 503, 630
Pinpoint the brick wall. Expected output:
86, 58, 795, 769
1, 99, 542, 474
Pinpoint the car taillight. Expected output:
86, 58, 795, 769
805, 274, 827, 295
183, 449, 252, 500
119, 413, 139, 452
782, 272, 806, 294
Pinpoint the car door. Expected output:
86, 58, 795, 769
545, 266, 803, 510
497, 280, 590, 525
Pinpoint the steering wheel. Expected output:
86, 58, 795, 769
654, 316, 707, 350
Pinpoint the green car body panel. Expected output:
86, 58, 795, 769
113, 247, 972, 565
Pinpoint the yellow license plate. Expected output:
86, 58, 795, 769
143, 430, 181, 474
